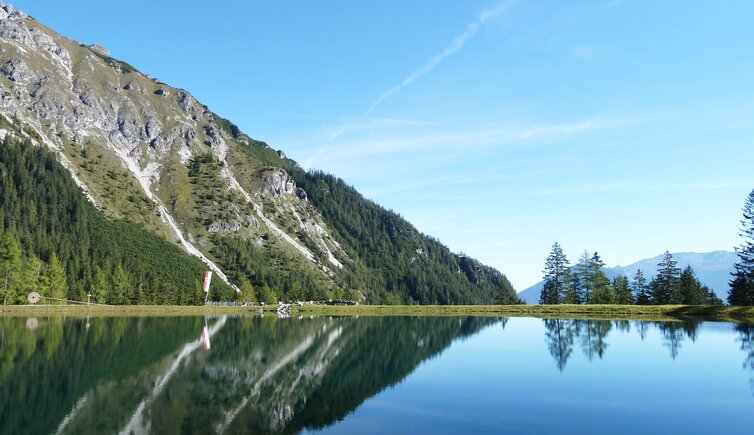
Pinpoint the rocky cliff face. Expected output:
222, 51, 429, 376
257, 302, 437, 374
0, 1, 345, 288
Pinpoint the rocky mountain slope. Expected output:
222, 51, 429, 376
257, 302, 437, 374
0, 2, 516, 304
517, 251, 736, 304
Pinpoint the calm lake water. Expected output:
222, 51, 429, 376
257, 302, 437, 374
1, 315, 753, 434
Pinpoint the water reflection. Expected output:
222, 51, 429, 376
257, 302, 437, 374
737, 324, 754, 397
543, 318, 713, 369
1, 315, 753, 434
0, 315, 497, 434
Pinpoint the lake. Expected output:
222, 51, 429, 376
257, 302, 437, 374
1, 315, 752, 434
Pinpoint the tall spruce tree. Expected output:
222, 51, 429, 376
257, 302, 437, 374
563, 270, 580, 304
44, 253, 68, 302
653, 251, 681, 304
729, 188, 754, 305
678, 266, 706, 305
19, 255, 42, 305
613, 275, 633, 304
632, 269, 653, 305
573, 251, 592, 304
587, 252, 613, 304
238, 275, 257, 303
540, 242, 570, 304
0, 233, 22, 305
92, 265, 108, 304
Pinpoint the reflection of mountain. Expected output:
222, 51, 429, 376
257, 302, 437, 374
0, 316, 202, 435
0, 315, 499, 434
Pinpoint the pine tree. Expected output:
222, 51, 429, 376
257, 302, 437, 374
110, 264, 130, 305
573, 251, 592, 303
259, 282, 278, 304
92, 265, 108, 304
563, 271, 580, 304
587, 252, 613, 304
632, 269, 653, 305
44, 253, 68, 303
539, 242, 570, 304
704, 285, 723, 306
19, 255, 42, 304
0, 233, 22, 305
678, 266, 706, 305
613, 275, 633, 304
591, 272, 615, 304
729, 188, 754, 306
238, 275, 257, 303
653, 251, 681, 304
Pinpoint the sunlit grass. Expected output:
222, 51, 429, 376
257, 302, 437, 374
1, 304, 753, 322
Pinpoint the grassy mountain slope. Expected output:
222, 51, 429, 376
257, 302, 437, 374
0, 3, 517, 304
0, 136, 233, 303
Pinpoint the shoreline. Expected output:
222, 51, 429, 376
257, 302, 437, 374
1, 304, 753, 322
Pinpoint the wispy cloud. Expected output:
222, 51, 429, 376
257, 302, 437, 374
534, 181, 753, 196
363, 1, 511, 116
305, 117, 609, 167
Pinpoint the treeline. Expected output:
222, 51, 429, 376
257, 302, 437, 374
0, 138, 232, 305
539, 244, 722, 305
729, 188, 754, 305
286, 167, 520, 305
210, 235, 353, 304
543, 318, 754, 371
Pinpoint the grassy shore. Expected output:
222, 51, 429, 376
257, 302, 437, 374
1, 303, 754, 322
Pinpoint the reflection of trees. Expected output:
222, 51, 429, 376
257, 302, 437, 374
613, 320, 631, 334
580, 320, 612, 361
736, 324, 754, 397
545, 319, 706, 369
0, 316, 501, 434
0, 316, 202, 435
656, 321, 700, 360
634, 321, 649, 340
544, 319, 577, 371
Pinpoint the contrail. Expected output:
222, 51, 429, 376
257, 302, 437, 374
364, 1, 510, 116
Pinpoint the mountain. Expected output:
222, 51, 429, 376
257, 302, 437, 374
517, 251, 737, 304
0, 2, 517, 304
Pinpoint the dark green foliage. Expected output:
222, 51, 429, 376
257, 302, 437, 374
496, 280, 523, 305
211, 236, 337, 302
0, 138, 231, 304
632, 269, 653, 305
613, 275, 633, 304
540, 242, 570, 304
729, 188, 754, 306
0, 316, 201, 434
212, 114, 242, 140
678, 266, 707, 305
652, 251, 681, 304
285, 169, 517, 305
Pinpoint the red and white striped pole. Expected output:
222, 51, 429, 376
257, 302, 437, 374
203, 271, 212, 303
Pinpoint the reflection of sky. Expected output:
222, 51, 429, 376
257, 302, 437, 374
313, 318, 754, 434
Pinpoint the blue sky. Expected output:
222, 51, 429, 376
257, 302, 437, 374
14, 0, 754, 290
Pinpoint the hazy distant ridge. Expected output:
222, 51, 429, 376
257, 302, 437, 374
517, 251, 736, 304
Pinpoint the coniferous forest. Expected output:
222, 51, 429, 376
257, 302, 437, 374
0, 138, 519, 305
728, 189, 754, 305
0, 138, 233, 305
538, 244, 724, 306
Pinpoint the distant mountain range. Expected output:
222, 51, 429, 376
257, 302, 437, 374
517, 251, 737, 304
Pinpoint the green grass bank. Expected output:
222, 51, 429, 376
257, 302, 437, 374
1, 304, 754, 322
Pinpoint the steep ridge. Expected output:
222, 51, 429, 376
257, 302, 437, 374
0, 2, 516, 304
